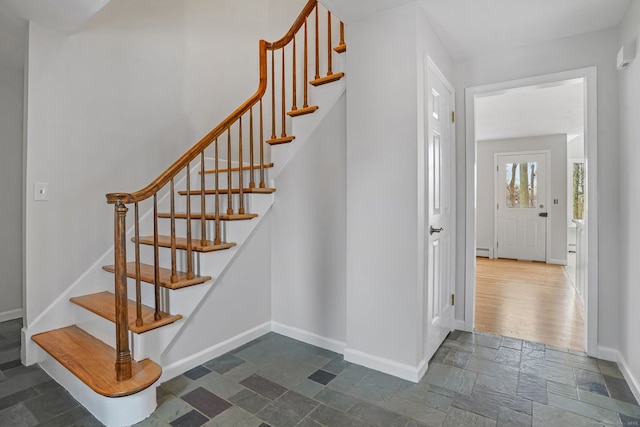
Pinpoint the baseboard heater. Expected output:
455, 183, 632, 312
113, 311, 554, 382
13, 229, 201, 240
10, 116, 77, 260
476, 248, 493, 258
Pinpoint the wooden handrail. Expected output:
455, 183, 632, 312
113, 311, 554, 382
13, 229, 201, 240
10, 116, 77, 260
106, 0, 319, 206
106, 40, 269, 205
106, 0, 332, 383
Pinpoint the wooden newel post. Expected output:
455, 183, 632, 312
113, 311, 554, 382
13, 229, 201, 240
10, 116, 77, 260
114, 201, 132, 381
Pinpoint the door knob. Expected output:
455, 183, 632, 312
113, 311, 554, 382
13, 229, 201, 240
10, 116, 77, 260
430, 226, 444, 235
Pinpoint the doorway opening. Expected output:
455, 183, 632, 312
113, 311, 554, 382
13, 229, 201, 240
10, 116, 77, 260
464, 68, 598, 355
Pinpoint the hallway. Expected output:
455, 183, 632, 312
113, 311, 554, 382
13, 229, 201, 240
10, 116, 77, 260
475, 257, 585, 351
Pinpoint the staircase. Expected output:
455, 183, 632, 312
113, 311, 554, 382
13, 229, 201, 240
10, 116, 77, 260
29, 1, 346, 425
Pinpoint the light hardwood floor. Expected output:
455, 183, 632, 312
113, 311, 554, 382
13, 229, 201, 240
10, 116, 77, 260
475, 257, 585, 351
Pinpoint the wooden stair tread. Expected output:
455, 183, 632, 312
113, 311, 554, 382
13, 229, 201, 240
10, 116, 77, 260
32, 325, 161, 397
310, 72, 345, 86
102, 263, 212, 290
266, 135, 295, 145
179, 188, 276, 196
158, 212, 258, 221
70, 291, 182, 334
201, 163, 274, 174
287, 105, 319, 117
133, 235, 236, 252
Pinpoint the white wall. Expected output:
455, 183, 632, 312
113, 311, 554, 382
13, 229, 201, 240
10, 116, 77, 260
0, 65, 23, 319
453, 28, 621, 350
271, 93, 347, 346
618, 0, 640, 399
477, 135, 567, 263
346, 2, 453, 377
23, 0, 276, 327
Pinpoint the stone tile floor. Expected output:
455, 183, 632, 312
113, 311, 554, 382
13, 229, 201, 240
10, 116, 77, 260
1, 318, 639, 426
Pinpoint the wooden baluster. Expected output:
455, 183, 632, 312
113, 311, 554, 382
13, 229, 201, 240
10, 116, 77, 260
227, 128, 234, 215
326, 11, 333, 76
134, 203, 142, 327
185, 164, 194, 279
214, 139, 221, 245
153, 195, 161, 321
303, 18, 310, 108
271, 50, 276, 140
238, 117, 245, 215
249, 108, 255, 188
114, 201, 132, 381
170, 179, 177, 283
334, 21, 347, 53
200, 152, 206, 245
281, 48, 286, 137
259, 99, 266, 188
291, 36, 298, 113
314, 4, 320, 80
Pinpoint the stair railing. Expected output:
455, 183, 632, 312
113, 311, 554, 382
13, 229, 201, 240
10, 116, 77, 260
105, 0, 345, 381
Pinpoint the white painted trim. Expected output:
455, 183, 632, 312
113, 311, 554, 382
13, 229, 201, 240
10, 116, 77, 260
548, 259, 568, 266
597, 345, 619, 362
37, 345, 157, 427
271, 322, 346, 355
0, 308, 23, 322
455, 319, 468, 332
160, 322, 271, 382
343, 347, 425, 383
617, 351, 640, 404
464, 67, 598, 356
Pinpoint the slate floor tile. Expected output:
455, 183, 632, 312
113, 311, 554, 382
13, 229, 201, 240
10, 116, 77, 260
201, 406, 262, 427
547, 391, 622, 425
23, 388, 78, 422
154, 394, 195, 423
170, 410, 208, 427
598, 360, 625, 379
604, 374, 639, 405
313, 387, 358, 412
500, 336, 523, 351
532, 401, 606, 427
308, 404, 368, 427
229, 389, 271, 414
0, 402, 39, 427
240, 374, 288, 400
184, 366, 211, 381
384, 395, 447, 427
443, 348, 472, 369
35, 405, 103, 427
347, 400, 410, 427
196, 371, 245, 399
443, 406, 496, 427
497, 406, 531, 427
518, 373, 548, 404
577, 388, 640, 419
452, 384, 531, 420
256, 392, 318, 427
203, 354, 246, 375
181, 387, 232, 419
308, 369, 336, 385
620, 413, 640, 427
322, 357, 351, 375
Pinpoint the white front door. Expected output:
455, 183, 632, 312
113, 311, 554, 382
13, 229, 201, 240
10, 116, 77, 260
495, 152, 548, 262
425, 59, 455, 361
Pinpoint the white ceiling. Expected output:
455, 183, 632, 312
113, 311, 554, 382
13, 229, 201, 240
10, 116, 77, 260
419, 0, 631, 60
0, 0, 111, 71
475, 80, 585, 156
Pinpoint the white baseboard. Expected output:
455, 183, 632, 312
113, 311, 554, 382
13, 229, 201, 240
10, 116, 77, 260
271, 322, 346, 355
0, 308, 23, 322
455, 320, 469, 332
616, 351, 640, 404
343, 347, 423, 383
160, 322, 271, 382
548, 258, 568, 266
597, 345, 618, 362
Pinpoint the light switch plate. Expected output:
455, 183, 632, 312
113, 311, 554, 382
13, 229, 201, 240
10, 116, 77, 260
34, 182, 48, 201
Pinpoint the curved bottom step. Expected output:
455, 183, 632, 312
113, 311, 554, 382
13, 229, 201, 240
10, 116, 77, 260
32, 325, 161, 397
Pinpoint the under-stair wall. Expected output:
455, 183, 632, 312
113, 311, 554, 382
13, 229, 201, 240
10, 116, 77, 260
22, 0, 299, 363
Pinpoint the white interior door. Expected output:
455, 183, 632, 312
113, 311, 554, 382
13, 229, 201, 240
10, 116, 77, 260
425, 59, 454, 361
495, 152, 548, 261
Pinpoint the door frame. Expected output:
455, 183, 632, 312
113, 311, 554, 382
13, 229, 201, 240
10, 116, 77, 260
493, 150, 551, 263
464, 67, 598, 356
